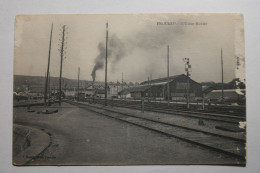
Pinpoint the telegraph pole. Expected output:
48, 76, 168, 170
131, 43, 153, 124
150, 73, 152, 100
48, 72, 51, 105
122, 72, 124, 96
167, 45, 170, 106
105, 22, 108, 106
183, 58, 191, 109
187, 61, 190, 109
148, 77, 150, 101
59, 25, 67, 106
221, 48, 224, 103
77, 67, 80, 102
44, 72, 46, 104
185, 58, 191, 109
117, 80, 119, 98
44, 23, 53, 106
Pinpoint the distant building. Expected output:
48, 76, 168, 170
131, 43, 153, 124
118, 89, 132, 99
128, 85, 151, 99
129, 74, 202, 100
205, 89, 246, 103
82, 85, 111, 98
85, 85, 95, 97
64, 87, 77, 97
64, 83, 137, 99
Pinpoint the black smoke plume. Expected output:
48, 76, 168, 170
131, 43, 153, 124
91, 43, 108, 82
91, 20, 184, 81
91, 34, 126, 81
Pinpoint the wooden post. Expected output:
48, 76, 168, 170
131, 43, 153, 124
44, 23, 53, 106
141, 97, 144, 113
105, 22, 108, 106
221, 48, 224, 103
202, 94, 205, 110
77, 67, 80, 102
48, 72, 51, 105
150, 73, 152, 101
117, 80, 119, 98
167, 45, 170, 106
187, 71, 190, 109
148, 77, 150, 102
121, 72, 123, 99
59, 25, 66, 106
186, 58, 190, 109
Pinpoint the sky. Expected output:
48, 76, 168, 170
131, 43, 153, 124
14, 14, 245, 83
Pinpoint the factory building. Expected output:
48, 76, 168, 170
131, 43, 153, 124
129, 74, 202, 101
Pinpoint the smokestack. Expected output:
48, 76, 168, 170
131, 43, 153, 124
91, 34, 126, 82
91, 68, 96, 82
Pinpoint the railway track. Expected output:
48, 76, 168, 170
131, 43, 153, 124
106, 99, 246, 117
88, 99, 245, 124
146, 102, 246, 117
90, 98, 246, 117
68, 101, 246, 162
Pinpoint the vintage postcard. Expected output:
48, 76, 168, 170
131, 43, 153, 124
13, 14, 246, 166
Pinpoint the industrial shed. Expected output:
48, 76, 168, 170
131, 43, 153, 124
128, 85, 151, 99
130, 74, 202, 100
205, 89, 246, 103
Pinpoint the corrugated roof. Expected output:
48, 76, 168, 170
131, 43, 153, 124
141, 74, 183, 85
128, 85, 152, 93
141, 74, 202, 88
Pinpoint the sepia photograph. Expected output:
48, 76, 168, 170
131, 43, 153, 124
13, 13, 246, 166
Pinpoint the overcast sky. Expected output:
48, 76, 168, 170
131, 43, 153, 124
14, 14, 245, 83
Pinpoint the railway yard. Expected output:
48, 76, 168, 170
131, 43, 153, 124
13, 99, 246, 165
11, 14, 248, 167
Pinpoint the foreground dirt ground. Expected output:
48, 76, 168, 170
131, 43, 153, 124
13, 102, 241, 165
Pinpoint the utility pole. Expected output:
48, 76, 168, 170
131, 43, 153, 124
184, 58, 191, 109
121, 72, 124, 99
221, 48, 224, 103
44, 23, 53, 106
148, 77, 150, 101
84, 82, 86, 97
59, 25, 67, 106
167, 45, 170, 106
150, 73, 152, 100
44, 72, 46, 103
48, 72, 51, 105
117, 80, 119, 98
105, 22, 108, 106
78, 67, 80, 102
187, 63, 190, 109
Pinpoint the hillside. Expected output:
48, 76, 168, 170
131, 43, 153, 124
13, 75, 135, 92
13, 75, 100, 92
